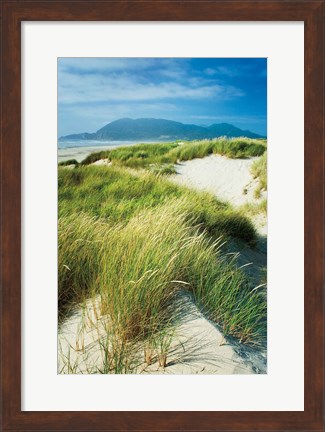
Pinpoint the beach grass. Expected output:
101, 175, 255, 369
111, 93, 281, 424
79, 137, 266, 169
58, 158, 79, 167
251, 151, 267, 198
80, 142, 178, 167
59, 203, 266, 348
59, 165, 257, 243
168, 138, 266, 162
240, 199, 267, 217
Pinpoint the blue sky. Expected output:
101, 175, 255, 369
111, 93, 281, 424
58, 58, 267, 137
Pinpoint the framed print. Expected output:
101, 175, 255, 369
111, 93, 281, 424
1, 1, 324, 431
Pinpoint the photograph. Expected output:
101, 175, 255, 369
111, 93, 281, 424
57, 57, 267, 375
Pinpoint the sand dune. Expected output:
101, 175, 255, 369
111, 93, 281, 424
171, 154, 267, 236
58, 153, 267, 374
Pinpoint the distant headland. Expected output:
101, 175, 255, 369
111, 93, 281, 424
59, 118, 265, 142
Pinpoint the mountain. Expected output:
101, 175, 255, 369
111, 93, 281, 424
60, 132, 97, 140
59, 118, 264, 141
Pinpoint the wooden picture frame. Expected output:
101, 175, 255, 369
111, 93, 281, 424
1, 1, 324, 431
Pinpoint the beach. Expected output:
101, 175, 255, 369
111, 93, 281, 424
58, 140, 267, 375
58, 145, 115, 163
58, 140, 167, 163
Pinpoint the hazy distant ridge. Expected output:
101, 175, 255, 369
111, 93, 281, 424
59, 118, 264, 141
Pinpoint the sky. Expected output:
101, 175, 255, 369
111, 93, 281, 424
58, 58, 267, 137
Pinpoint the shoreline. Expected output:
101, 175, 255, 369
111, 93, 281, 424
58, 140, 171, 163
58, 145, 117, 163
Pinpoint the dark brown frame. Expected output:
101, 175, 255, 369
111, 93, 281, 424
1, 1, 324, 431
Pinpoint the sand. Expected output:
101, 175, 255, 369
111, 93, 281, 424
58, 146, 114, 163
171, 154, 266, 206
58, 293, 266, 375
171, 154, 267, 236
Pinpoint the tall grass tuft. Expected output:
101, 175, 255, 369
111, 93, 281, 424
251, 152, 267, 198
79, 138, 266, 169
59, 203, 266, 347
59, 165, 257, 244
168, 138, 266, 162
58, 159, 79, 167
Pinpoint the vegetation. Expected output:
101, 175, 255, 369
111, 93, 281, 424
80, 137, 266, 169
168, 138, 265, 162
240, 199, 267, 217
59, 165, 256, 243
251, 152, 267, 198
80, 142, 178, 167
59, 203, 266, 349
148, 163, 177, 176
58, 159, 79, 167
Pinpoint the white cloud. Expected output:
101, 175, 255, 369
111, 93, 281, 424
58, 58, 188, 75
58, 58, 155, 73
204, 66, 239, 77
190, 114, 266, 124
58, 70, 244, 104
58, 58, 245, 105
60, 102, 177, 119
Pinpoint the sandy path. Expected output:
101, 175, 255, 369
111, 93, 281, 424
58, 293, 266, 375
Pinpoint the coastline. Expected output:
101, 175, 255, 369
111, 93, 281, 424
58, 144, 118, 163
58, 140, 170, 163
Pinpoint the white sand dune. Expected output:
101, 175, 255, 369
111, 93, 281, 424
171, 154, 267, 238
171, 154, 265, 207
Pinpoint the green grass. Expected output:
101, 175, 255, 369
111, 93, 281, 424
148, 163, 177, 176
251, 152, 267, 198
240, 199, 267, 217
58, 159, 79, 166
59, 204, 266, 348
79, 137, 266, 170
80, 142, 178, 167
59, 165, 256, 243
168, 138, 266, 162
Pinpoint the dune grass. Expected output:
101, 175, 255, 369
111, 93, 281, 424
80, 142, 178, 167
59, 204, 266, 349
79, 137, 266, 169
168, 138, 266, 162
59, 165, 256, 243
240, 199, 267, 217
58, 159, 79, 167
148, 163, 177, 176
251, 152, 267, 198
